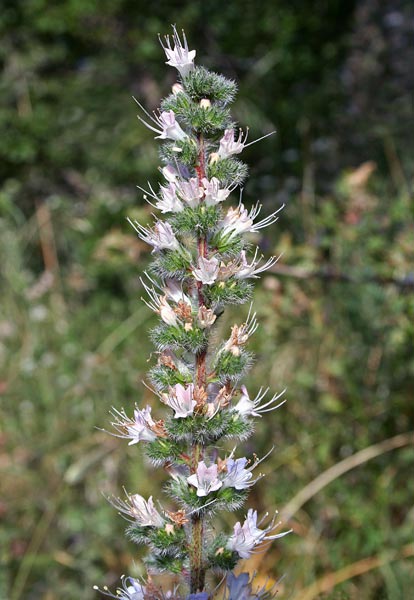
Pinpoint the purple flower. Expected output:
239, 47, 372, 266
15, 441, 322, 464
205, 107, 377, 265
221, 457, 255, 490
193, 256, 220, 285
159, 26, 196, 77
163, 383, 196, 418
234, 385, 286, 418
110, 405, 157, 444
187, 461, 223, 497
227, 509, 290, 559
225, 572, 273, 600
94, 576, 146, 600
225, 572, 252, 600
186, 594, 209, 600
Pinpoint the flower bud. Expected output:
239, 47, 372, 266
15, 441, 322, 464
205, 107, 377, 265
209, 152, 219, 165
172, 83, 184, 95
199, 98, 211, 109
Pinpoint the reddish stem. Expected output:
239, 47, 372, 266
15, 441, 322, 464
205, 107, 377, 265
190, 134, 208, 593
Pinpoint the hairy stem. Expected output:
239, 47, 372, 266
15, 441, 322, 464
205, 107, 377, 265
190, 134, 208, 593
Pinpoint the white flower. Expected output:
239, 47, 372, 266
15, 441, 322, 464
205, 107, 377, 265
193, 256, 220, 285
158, 296, 178, 326
136, 106, 188, 142
218, 128, 247, 159
234, 385, 286, 418
187, 461, 223, 497
201, 177, 231, 206
109, 493, 165, 527
227, 509, 290, 559
157, 182, 184, 213
219, 202, 284, 239
218, 127, 276, 159
164, 279, 192, 306
162, 165, 179, 182
140, 277, 180, 327
159, 26, 196, 77
140, 277, 180, 325
128, 218, 180, 253
235, 248, 279, 279
163, 383, 196, 418
176, 177, 203, 208
110, 405, 157, 445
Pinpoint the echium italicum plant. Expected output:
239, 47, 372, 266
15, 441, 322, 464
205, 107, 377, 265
95, 26, 290, 600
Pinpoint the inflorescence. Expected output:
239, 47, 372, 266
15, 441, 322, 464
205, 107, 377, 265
95, 26, 289, 600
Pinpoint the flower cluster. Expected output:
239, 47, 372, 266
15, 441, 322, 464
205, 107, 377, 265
97, 25, 289, 599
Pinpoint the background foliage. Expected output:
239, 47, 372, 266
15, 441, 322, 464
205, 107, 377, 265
1, 1, 413, 599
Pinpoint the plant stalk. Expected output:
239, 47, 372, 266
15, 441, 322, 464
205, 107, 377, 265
189, 135, 208, 593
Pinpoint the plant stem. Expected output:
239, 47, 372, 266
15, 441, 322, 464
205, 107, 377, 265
189, 135, 208, 593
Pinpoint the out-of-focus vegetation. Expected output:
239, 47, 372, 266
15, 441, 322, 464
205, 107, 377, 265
1, 1, 413, 599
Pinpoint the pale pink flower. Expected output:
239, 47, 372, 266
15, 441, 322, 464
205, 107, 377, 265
136, 181, 182, 214
109, 493, 165, 527
163, 383, 196, 418
137, 108, 187, 142
218, 127, 276, 160
128, 218, 180, 253
187, 461, 223, 497
140, 278, 178, 326
158, 296, 178, 326
193, 256, 220, 285
218, 128, 247, 159
227, 509, 290, 559
234, 385, 286, 418
220, 202, 284, 239
157, 182, 184, 213
235, 248, 280, 279
176, 177, 204, 208
201, 177, 231, 206
110, 405, 157, 445
159, 26, 196, 77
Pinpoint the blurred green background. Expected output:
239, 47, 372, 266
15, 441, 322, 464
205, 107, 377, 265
1, 1, 413, 599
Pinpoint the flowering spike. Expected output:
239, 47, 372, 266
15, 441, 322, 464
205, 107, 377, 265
97, 25, 290, 599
